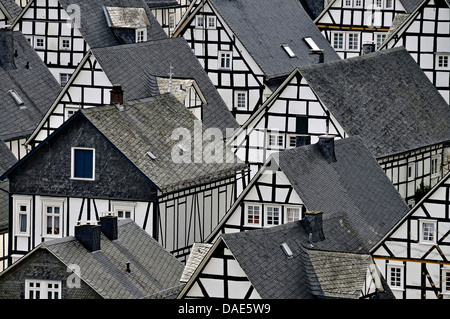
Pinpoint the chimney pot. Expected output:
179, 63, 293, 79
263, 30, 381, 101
0, 27, 16, 70
309, 49, 324, 64
301, 211, 325, 244
317, 135, 336, 163
75, 222, 101, 252
362, 42, 376, 55
100, 213, 118, 241
295, 134, 311, 147
110, 84, 124, 105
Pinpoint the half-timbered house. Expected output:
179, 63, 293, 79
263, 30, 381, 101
228, 47, 450, 205
207, 136, 409, 245
26, 37, 239, 148
173, 0, 340, 125
178, 211, 393, 299
378, 0, 450, 103
314, 0, 423, 59
0, 93, 246, 264
372, 172, 450, 299
11, 0, 167, 85
0, 215, 185, 299
147, 0, 192, 37
0, 0, 21, 26
0, 28, 61, 160
0, 142, 17, 272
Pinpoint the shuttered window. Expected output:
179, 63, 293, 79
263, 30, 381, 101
72, 148, 95, 180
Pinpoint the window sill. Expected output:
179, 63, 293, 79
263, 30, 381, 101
71, 177, 95, 182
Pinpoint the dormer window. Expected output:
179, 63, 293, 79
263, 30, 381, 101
281, 44, 296, 58
136, 28, 147, 43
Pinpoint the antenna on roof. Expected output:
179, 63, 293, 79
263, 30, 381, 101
168, 63, 174, 93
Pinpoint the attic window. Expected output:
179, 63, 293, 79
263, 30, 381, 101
280, 243, 293, 258
146, 151, 157, 160
281, 44, 296, 58
8, 90, 26, 108
303, 37, 321, 51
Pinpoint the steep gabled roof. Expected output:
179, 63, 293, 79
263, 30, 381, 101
90, 37, 240, 132
0, 0, 22, 22
194, 0, 340, 80
0, 31, 61, 141
0, 219, 185, 299
80, 94, 245, 192
275, 136, 410, 250
299, 47, 450, 158
13, 0, 167, 48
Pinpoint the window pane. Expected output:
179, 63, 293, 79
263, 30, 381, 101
20, 214, 27, 232
47, 216, 53, 234
74, 149, 94, 179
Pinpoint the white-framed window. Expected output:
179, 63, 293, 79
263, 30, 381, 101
168, 12, 175, 29
65, 105, 80, 119
286, 207, 302, 223
437, 54, 449, 69
25, 35, 33, 46
354, 0, 363, 7
207, 16, 216, 29
245, 204, 261, 226
112, 202, 136, 220
136, 28, 147, 43
219, 51, 232, 70
332, 32, 344, 50
431, 155, 440, 177
343, 0, 352, 7
374, 0, 383, 8
420, 220, 437, 244
288, 135, 298, 148
42, 199, 64, 238
387, 264, 404, 290
196, 15, 204, 28
442, 268, 450, 295
348, 33, 360, 51
385, 0, 393, 8
60, 73, 71, 87
71, 147, 95, 181
25, 280, 62, 299
268, 133, 284, 148
265, 206, 281, 227
59, 37, 71, 50
235, 91, 247, 109
15, 197, 31, 236
34, 36, 46, 49
375, 33, 387, 49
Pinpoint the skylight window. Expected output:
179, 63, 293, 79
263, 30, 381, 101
146, 151, 157, 160
281, 44, 296, 58
303, 37, 321, 51
8, 90, 26, 109
280, 243, 293, 258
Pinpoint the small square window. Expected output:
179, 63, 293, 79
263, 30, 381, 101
286, 207, 301, 222
235, 91, 247, 109
354, 0, 363, 7
421, 220, 437, 244
219, 51, 232, 69
437, 55, 449, 69
34, 37, 45, 49
60, 38, 71, 50
374, 0, 383, 8
343, 0, 352, 7
71, 147, 95, 180
246, 204, 261, 226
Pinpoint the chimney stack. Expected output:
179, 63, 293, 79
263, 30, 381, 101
110, 84, 124, 106
309, 49, 324, 64
362, 42, 375, 55
317, 135, 336, 163
295, 134, 311, 147
0, 27, 16, 70
100, 212, 118, 241
301, 211, 325, 244
75, 221, 101, 252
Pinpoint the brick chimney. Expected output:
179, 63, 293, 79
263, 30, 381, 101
317, 135, 336, 163
0, 27, 16, 70
100, 212, 118, 241
295, 134, 311, 147
301, 211, 325, 244
110, 84, 124, 106
75, 221, 101, 252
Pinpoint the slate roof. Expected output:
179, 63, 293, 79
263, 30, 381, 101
298, 0, 325, 20
3, 219, 185, 299
144, 0, 179, 8
0, 31, 61, 141
0, 0, 22, 21
220, 219, 393, 299
14, 0, 167, 48
275, 136, 410, 251
80, 94, 246, 192
299, 47, 450, 159
400, 0, 427, 13
205, 0, 340, 79
90, 37, 240, 133
0, 142, 15, 232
